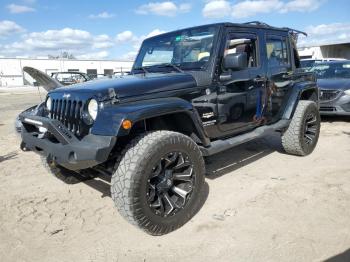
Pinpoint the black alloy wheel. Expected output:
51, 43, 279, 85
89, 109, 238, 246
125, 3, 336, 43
281, 100, 320, 156
303, 113, 318, 145
111, 131, 205, 235
147, 152, 195, 217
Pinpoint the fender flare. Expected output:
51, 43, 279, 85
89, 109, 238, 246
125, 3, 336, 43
91, 97, 210, 146
282, 80, 319, 120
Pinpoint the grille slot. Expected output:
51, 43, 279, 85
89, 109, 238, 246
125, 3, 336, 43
320, 89, 340, 101
320, 106, 337, 112
49, 98, 86, 136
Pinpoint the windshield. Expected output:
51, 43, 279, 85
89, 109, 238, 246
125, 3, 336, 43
133, 25, 219, 72
310, 62, 350, 79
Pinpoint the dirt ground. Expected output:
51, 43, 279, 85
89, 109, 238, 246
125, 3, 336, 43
0, 90, 350, 262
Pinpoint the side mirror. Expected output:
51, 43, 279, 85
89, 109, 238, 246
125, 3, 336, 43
223, 53, 248, 70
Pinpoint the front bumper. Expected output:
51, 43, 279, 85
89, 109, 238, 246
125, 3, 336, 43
320, 93, 350, 116
20, 115, 116, 171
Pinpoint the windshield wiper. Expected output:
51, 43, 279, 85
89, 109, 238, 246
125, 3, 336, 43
153, 63, 184, 73
132, 66, 150, 74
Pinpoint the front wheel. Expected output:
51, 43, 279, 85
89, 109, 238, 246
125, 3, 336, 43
281, 100, 320, 156
111, 131, 205, 235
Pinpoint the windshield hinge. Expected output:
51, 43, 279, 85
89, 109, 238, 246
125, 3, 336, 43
108, 88, 119, 104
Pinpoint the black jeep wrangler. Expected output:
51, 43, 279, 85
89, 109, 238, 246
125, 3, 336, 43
19, 22, 320, 235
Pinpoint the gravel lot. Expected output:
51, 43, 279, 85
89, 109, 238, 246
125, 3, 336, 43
0, 90, 350, 262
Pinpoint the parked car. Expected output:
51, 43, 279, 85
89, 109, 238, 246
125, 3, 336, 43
310, 60, 350, 115
18, 22, 320, 235
300, 58, 346, 71
300, 59, 323, 70
51, 71, 91, 85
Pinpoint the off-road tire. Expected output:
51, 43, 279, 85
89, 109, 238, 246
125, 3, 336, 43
281, 100, 320, 156
111, 131, 205, 235
41, 156, 90, 184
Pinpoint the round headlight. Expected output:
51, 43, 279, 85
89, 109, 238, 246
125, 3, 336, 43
344, 89, 350, 96
88, 99, 98, 120
46, 97, 52, 111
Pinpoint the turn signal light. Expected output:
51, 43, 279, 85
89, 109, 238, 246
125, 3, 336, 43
122, 119, 132, 130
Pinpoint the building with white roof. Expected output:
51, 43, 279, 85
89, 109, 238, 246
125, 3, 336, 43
0, 57, 133, 87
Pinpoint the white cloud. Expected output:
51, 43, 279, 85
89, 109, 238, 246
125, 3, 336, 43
306, 23, 350, 36
0, 20, 24, 37
231, 0, 282, 18
0, 24, 166, 60
202, 1, 231, 19
115, 30, 138, 43
0, 27, 114, 58
202, 0, 325, 19
144, 29, 166, 39
179, 3, 192, 12
298, 22, 350, 47
279, 0, 323, 13
136, 1, 191, 17
6, 4, 35, 14
76, 51, 109, 60
115, 28, 166, 46
88, 11, 115, 19
116, 29, 167, 60
93, 34, 114, 49
122, 51, 139, 61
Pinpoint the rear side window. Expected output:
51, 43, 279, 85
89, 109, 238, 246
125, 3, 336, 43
266, 36, 289, 68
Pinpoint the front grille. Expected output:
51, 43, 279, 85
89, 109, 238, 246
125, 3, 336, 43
49, 98, 87, 136
320, 89, 340, 101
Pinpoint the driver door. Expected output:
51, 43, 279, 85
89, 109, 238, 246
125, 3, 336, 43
216, 30, 266, 136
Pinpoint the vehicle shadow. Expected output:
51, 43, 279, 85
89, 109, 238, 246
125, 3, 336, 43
205, 131, 283, 179
69, 131, 284, 203
83, 175, 111, 198
323, 248, 350, 262
77, 132, 284, 215
0, 151, 18, 164
83, 170, 210, 218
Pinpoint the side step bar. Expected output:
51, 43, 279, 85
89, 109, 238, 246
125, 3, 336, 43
200, 120, 290, 156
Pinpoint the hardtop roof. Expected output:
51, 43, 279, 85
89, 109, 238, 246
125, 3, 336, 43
145, 21, 305, 42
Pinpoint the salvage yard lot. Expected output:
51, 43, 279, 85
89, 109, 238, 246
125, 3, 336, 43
0, 91, 350, 262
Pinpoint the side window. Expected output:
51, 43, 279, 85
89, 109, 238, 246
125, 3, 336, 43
266, 37, 289, 68
223, 34, 258, 69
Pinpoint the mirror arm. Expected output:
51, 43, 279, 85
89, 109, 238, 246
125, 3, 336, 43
219, 70, 232, 82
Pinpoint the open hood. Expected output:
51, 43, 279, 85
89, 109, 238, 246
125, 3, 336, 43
23, 66, 63, 91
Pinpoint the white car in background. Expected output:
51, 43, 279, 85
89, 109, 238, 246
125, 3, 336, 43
301, 58, 346, 70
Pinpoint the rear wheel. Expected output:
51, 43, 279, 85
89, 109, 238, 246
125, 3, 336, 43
281, 100, 320, 156
111, 131, 205, 235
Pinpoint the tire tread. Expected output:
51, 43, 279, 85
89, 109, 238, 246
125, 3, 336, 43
111, 131, 205, 235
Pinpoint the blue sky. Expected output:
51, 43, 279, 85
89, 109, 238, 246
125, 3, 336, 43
0, 0, 349, 60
